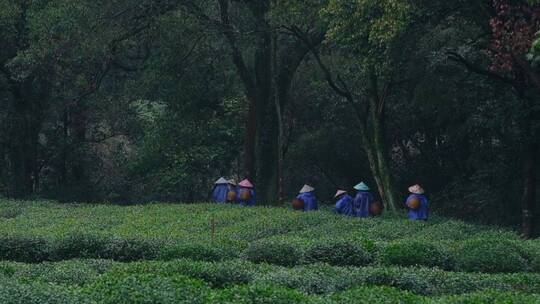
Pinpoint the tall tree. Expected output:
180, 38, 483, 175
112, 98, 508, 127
448, 0, 540, 237
183, 0, 326, 201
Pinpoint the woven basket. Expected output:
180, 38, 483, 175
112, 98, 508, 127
370, 201, 383, 216
239, 189, 251, 201
408, 197, 421, 210
226, 190, 237, 202
292, 198, 305, 210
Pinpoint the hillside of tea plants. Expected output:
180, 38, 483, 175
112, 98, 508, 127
0, 200, 539, 303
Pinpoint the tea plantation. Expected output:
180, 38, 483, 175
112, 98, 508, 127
0, 200, 539, 303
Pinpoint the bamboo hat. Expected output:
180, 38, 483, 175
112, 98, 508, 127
214, 177, 228, 184
299, 184, 315, 193
354, 182, 370, 191
334, 190, 347, 198
239, 179, 254, 188
408, 184, 425, 194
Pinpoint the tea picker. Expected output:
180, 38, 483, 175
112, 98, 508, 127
333, 189, 354, 216
238, 179, 256, 206
296, 184, 318, 211
405, 184, 429, 221
212, 177, 229, 203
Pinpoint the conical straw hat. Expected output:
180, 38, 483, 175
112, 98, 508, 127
408, 184, 425, 194
354, 182, 370, 191
214, 177, 228, 184
228, 179, 237, 186
239, 179, 254, 188
334, 190, 347, 198
299, 184, 315, 193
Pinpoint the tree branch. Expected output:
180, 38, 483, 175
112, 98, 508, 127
218, 0, 256, 98
447, 51, 515, 85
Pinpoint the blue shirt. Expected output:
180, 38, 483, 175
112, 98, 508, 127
334, 194, 354, 216
406, 194, 429, 220
212, 184, 228, 203
353, 191, 374, 218
297, 191, 318, 211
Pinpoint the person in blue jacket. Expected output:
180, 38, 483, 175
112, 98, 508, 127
406, 184, 429, 221
333, 189, 354, 216
297, 184, 318, 211
352, 182, 375, 218
212, 177, 229, 203
237, 179, 256, 206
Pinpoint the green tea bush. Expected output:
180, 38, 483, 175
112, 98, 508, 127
357, 266, 433, 295
522, 241, 540, 272
0, 236, 50, 262
0, 234, 160, 263
50, 234, 108, 260
0, 278, 89, 304
329, 286, 427, 303
11, 259, 114, 285
106, 258, 263, 288
454, 239, 528, 273
211, 284, 319, 304
436, 290, 540, 303
378, 240, 452, 270
179, 260, 258, 287
0, 261, 19, 276
357, 266, 540, 296
304, 241, 372, 267
253, 264, 360, 294
0, 207, 23, 219
160, 242, 234, 261
243, 240, 300, 266
100, 237, 160, 261
83, 273, 209, 304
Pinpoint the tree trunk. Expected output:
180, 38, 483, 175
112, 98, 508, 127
6, 87, 42, 198
273, 28, 284, 203
372, 111, 397, 212
243, 98, 258, 180
71, 105, 87, 183
521, 142, 537, 238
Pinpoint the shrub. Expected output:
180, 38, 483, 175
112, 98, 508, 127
304, 241, 372, 267
160, 243, 231, 261
178, 260, 257, 287
0, 279, 89, 304
0, 234, 160, 263
378, 241, 452, 269
243, 240, 300, 266
454, 239, 528, 273
0, 208, 23, 219
211, 284, 318, 304
11, 259, 114, 285
252, 263, 360, 294
50, 234, 108, 260
123, 259, 258, 287
436, 290, 540, 303
0, 236, 50, 262
357, 266, 433, 295
0, 262, 18, 276
100, 238, 160, 261
522, 241, 540, 272
83, 273, 209, 304
329, 286, 427, 303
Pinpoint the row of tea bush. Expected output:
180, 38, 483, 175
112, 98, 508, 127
0, 269, 539, 304
1, 233, 538, 274
2, 258, 540, 297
